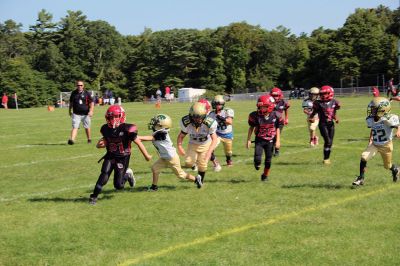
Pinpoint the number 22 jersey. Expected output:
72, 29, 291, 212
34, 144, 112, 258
366, 114, 399, 145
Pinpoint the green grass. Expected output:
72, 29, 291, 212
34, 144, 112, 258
1, 96, 400, 265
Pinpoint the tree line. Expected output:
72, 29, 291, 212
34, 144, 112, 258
0, 5, 399, 107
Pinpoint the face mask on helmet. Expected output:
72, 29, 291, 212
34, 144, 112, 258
367, 97, 391, 118
212, 95, 225, 111
257, 95, 275, 115
270, 87, 283, 101
105, 105, 126, 128
189, 102, 207, 127
148, 114, 172, 131
320, 85, 334, 101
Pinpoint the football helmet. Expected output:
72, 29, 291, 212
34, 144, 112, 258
189, 102, 207, 127
148, 114, 172, 131
309, 87, 319, 100
270, 87, 283, 101
320, 85, 334, 101
105, 105, 126, 128
257, 94, 275, 115
211, 95, 225, 111
198, 98, 211, 114
367, 97, 391, 118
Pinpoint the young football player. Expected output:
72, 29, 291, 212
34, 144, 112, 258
89, 105, 152, 205
177, 102, 218, 183
208, 95, 235, 169
309, 85, 340, 164
139, 114, 202, 191
270, 87, 290, 156
247, 94, 283, 181
352, 97, 400, 186
302, 87, 320, 147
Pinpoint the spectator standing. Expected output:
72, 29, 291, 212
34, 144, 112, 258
2, 92, 8, 109
68, 80, 94, 145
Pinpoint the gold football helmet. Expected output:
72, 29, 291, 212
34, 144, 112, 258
309, 87, 319, 100
367, 97, 391, 118
212, 95, 225, 110
148, 114, 172, 131
189, 102, 207, 127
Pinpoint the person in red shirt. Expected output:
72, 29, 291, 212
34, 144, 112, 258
2, 92, 8, 109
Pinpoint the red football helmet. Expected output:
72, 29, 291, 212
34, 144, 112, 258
198, 98, 211, 114
270, 87, 283, 101
105, 105, 126, 128
257, 95, 275, 115
320, 85, 334, 101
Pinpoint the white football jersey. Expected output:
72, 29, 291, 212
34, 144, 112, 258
209, 108, 234, 135
180, 115, 217, 144
366, 114, 399, 145
302, 98, 318, 119
152, 129, 176, 159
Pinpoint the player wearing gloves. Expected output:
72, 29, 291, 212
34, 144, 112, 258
353, 97, 400, 186
140, 114, 203, 191
177, 102, 218, 183
208, 95, 235, 169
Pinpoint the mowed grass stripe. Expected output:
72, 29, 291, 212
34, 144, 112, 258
118, 185, 397, 266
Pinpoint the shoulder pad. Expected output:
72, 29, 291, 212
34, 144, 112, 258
203, 117, 215, 128
225, 108, 234, 117
126, 123, 137, 133
181, 115, 191, 127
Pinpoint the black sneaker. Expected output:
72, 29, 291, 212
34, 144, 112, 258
148, 184, 158, 192
392, 167, 399, 182
125, 168, 135, 188
261, 174, 268, 181
89, 196, 97, 205
87, 139, 92, 144
273, 150, 280, 157
195, 175, 203, 189
352, 176, 364, 186
68, 139, 74, 145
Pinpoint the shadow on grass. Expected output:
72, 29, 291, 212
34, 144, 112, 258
205, 178, 249, 184
28, 194, 114, 203
275, 161, 317, 166
281, 183, 345, 190
340, 138, 369, 142
28, 143, 69, 146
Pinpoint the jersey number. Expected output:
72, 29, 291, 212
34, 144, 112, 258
109, 142, 124, 153
372, 129, 387, 142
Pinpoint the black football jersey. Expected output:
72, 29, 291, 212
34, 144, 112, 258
101, 123, 138, 157
312, 99, 340, 124
248, 111, 283, 141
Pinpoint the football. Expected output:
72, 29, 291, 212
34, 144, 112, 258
96, 137, 107, 148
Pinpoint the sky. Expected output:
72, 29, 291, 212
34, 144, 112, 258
0, 0, 398, 36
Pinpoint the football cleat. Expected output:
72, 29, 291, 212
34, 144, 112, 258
352, 176, 365, 186
87, 139, 92, 144
89, 196, 97, 205
214, 162, 222, 172
261, 175, 268, 182
125, 168, 136, 188
323, 159, 331, 165
391, 167, 399, 182
226, 160, 233, 166
68, 139, 74, 145
195, 175, 203, 189
191, 164, 198, 172
148, 184, 158, 192
314, 136, 319, 146
273, 149, 280, 157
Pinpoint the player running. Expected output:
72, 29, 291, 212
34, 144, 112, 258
270, 87, 290, 156
302, 87, 320, 147
89, 105, 152, 205
247, 95, 283, 181
353, 97, 400, 186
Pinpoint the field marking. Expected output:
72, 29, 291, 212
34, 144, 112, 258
118, 185, 398, 266
0, 154, 98, 169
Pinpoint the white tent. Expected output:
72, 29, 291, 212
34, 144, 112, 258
178, 88, 206, 102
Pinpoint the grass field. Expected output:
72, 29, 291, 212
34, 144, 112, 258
1, 96, 400, 265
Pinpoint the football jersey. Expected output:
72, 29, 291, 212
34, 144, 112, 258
152, 129, 176, 159
101, 123, 137, 157
179, 115, 217, 144
366, 114, 399, 145
302, 98, 319, 119
312, 99, 340, 124
248, 111, 283, 141
274, 99, 290, 114
208, 108, 234, 138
